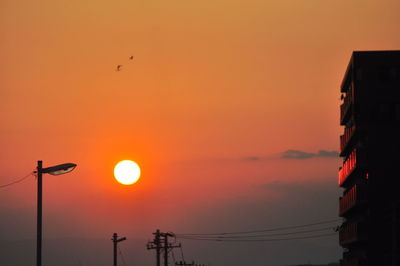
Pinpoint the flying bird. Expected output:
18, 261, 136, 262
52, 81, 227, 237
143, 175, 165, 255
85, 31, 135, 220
116, 65, 122, 71
129, 55, 134, 60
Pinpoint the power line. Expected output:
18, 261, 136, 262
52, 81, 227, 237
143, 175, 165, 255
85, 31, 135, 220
0, 172, 34, 188
176, 233, 337, 242
178, 226, 335, 239
174, 219, 341, 236
179, 245, 186, 262
118, 246, 127, 266
171, 249, 176, 265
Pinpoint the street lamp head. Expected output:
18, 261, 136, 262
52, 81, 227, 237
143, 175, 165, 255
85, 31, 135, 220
41, 163, 77, 175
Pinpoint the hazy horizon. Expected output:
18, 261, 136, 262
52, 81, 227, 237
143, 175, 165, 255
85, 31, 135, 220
2, 0, 400, 265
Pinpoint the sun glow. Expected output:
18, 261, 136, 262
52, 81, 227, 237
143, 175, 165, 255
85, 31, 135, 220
114, 160, 141, 185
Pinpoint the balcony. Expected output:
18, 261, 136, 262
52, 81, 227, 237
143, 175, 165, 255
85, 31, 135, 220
340, 257, 368, 266
339, 184, 367, 217
339, 222, 367, 246
340, 125, 357, 156
340, 84, 354, 125
338, 149, 366, 187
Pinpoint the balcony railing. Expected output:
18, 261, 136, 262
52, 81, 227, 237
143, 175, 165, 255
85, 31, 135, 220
339, 222, 367, 246
340, 257, 368, 266
339, 184, 367, 217
338, 149, 366, 187
340, 125, 356, 156
340, 84, 353, 125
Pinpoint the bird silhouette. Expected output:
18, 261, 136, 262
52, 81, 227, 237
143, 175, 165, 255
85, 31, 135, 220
116, 65, 122, 71
129, 55, 134, 60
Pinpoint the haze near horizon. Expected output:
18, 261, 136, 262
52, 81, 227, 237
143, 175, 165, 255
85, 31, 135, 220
1, 0, 400, 265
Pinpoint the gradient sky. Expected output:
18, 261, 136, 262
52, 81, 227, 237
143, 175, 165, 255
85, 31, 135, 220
1, 0, 400, 265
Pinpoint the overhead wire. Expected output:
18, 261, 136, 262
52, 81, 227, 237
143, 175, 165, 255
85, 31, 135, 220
178, 226, 335, 239
175, 219, 341, 236
176, 233, 337, 242
118, 245, 128, 266
0, 172, 34, 188
171, 249, 176, 265
179, 245, 186, 262
173, 219, 340, 243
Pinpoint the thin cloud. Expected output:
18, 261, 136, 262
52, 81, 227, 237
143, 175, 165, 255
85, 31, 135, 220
244, 156, 262, 161
243, 149, 339, 162
281, 150, 315, 159
281, 149, 339, 160
316, 150, 339, 158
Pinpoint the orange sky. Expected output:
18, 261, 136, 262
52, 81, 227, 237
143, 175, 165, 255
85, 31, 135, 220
1, 0, 400, 265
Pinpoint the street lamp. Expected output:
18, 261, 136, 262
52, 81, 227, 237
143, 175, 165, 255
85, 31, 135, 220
36, 160, 77, 266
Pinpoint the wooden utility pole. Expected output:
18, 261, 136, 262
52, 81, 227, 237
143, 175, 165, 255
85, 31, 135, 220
112, 233, 126, 266
164, 233, 169, 266
147, 229, 162, 266
148, 230, 181, 266
36, 161, 42, 266
175, 261, 194, 266
160, 232, 181, 266
156, 230, 161, 266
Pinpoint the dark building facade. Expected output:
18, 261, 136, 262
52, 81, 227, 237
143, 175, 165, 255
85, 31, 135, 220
338, 51, 400, 266
286, 264, 339, 266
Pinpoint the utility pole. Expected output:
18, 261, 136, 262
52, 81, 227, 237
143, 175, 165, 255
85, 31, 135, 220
36, 161, 42, 266
160, 232, 181, 266
112, 233, 126, 266
147, 229, 161, 266
148, 230, 181, 266
175, 261, 194, 266
163, 233, 169, 266
175, 260, 206, 266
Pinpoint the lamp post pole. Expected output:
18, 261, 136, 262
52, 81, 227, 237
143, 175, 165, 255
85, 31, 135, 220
35, 160, 76, 266
36, 160, 43, 266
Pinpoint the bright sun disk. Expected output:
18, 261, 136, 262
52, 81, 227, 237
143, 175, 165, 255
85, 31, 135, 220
114, 160, 141, 185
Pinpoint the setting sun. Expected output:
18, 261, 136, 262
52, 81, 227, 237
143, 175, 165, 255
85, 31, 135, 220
114, 160, 141, 185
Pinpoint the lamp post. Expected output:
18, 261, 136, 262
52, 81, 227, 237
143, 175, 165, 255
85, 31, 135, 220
36, 160, 77, 266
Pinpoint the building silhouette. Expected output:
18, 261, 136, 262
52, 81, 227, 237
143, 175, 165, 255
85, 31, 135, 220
338, 51, 400, 266
286, 264, 339, 266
